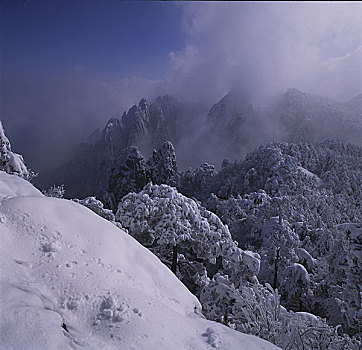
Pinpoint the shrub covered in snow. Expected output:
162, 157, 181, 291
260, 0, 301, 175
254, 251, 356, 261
200, 275, 282, 343
42, 184, 65, 198
279, 263, 311, 312
73, 196, 115, 221
0, 121, 35, 180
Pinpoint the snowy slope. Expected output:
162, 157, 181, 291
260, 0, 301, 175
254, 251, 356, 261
0, 171, 279, 350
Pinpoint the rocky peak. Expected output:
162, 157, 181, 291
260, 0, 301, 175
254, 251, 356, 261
284, 88, 307, 99
119, 99, 151, 146
204, 91, 260, 161
153, 95, 178, 113
138, 98, 149, 113
280, 89, 309, 113
207, 92, 253, 124
102, 118, 122, 142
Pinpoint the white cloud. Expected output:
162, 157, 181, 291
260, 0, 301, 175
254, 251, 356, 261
164, 2, 362, 105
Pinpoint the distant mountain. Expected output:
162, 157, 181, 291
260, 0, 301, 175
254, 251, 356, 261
205, 92, 266, 161
276, 88, 362, 145
35, 89, 361, 200
96, 94, 187, 160
197, 88, 361, 166
342, 93, 362, 118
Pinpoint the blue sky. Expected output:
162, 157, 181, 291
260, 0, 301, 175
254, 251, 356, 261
1, 0, 184, 79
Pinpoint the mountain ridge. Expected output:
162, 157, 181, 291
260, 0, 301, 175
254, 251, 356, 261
34, 88, 362, 199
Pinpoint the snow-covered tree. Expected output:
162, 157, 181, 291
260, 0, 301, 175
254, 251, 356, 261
200, 274, 360, 350
0, 121, 35, 180
147, 140, 178, 186
179, 162, 216, 200
108, 146, 149, 207
279, 263, 311, 311
323, 223, 362, 336
107, 141, 179, 209
259, 217, 300, 290
115, 183, 259, 282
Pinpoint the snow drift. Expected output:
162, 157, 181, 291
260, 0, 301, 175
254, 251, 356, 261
0, 171, 279, 350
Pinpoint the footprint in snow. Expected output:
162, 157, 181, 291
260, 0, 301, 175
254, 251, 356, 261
96, 295, 130, 323
202, 328, 220, 348
40, 241, 61, 253
65, 261, 78, 268
133, 308, 142, 317
14, 259, 32, 268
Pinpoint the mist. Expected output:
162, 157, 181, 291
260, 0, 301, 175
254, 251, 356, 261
1, 69, 160, 171
166, 2, 362, 106
1, 2, 361, 172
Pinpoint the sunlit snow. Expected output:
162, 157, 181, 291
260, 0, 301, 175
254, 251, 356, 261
0, 171, 280, 350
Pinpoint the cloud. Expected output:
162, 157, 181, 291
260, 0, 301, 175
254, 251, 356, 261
317, 45, 362, 101
160, 2, 362, 167
165, 2, 362, 105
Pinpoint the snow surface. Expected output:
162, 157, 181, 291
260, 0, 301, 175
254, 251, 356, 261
0, 171, 280, 350
0, 171, 43, 199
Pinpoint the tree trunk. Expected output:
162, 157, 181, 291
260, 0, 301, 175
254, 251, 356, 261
273, 247, 280, 289
171, 244, 178, 274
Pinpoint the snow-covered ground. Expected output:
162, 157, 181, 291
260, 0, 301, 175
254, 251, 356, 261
0, 171, 280, 350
